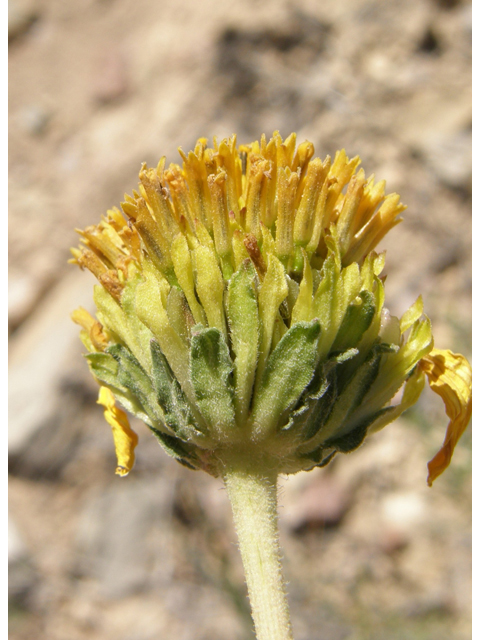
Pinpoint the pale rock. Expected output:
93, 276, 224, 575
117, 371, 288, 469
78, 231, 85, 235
18, 104, 51, 136
8, 270, 41, 330
379, 491, 427, 552
9, 516, 28, 563
8, 0, 38, 42
422, 129, 471, 190
280, 469, 350, 532
8, 270, 97, 459
92, 49, 129, 104
397, 89, 471, 190
399, 88, 470, 144
8, 516, 37, 602
75, 478, 175, 599
381, 491, 426, 529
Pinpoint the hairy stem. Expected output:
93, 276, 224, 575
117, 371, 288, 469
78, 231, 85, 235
223, 457, 293, 640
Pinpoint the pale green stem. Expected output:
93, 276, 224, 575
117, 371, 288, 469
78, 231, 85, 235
223, 459, 294, 640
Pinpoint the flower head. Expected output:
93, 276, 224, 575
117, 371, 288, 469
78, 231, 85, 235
71, 132, 471, 483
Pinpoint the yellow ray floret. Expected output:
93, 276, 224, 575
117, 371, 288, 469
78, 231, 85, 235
97, 387, 139, 476
420, 349, 472, 486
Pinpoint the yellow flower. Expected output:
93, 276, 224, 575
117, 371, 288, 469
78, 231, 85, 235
70, 132, 471, 485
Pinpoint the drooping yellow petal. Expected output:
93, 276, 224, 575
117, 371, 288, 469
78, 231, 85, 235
97, 387, 138, 477
420, 348, 472, 486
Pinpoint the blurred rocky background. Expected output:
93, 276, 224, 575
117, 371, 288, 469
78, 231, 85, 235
9, 0, 471, 638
